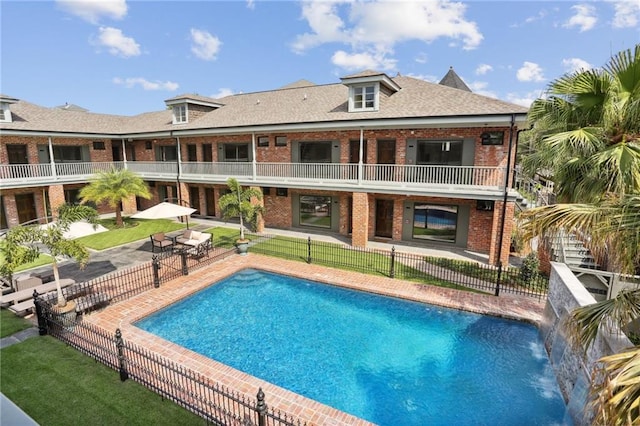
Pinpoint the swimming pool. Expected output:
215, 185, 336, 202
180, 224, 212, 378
136, 268, 568, 425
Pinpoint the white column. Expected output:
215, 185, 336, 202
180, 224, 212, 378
251, 133, 257, 181
47, 136, 57, 178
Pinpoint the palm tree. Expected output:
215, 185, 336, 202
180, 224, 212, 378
522, 44, 640, 204
1, 204, 98, 308
79, 167, 151, 227
218, 178, 264, 242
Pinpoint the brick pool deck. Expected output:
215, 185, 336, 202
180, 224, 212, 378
85, 253, 546, 426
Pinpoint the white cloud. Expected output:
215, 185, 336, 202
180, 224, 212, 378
468, 81, 497, 98
415, 52, 428, 64
517, 62, 545, 82
292, 0, 483, 71
563, 4, 597, 32
562, 57, 592, 72
406, 73, 439, 83
246, 0, 255, 10
94, 27, 140, 57
610, 0, 640, 28
57, 0, 127, 24
331, 50, 396, 71
211, 88, 234, 99
506, 91, 543, 108
475, 64, 493, 75
190, 29, 222, 61
113, 77, 179, 91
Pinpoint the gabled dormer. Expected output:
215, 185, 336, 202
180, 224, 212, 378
164, 94, 224, 124
0, 95, 19, 123
340, 71, 401, 113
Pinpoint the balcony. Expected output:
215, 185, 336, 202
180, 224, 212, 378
0, 161, 508, 197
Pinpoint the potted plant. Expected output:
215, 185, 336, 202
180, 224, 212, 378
218, 178, 265, 255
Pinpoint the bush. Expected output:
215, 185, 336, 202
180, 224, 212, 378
520, 252, 540, 283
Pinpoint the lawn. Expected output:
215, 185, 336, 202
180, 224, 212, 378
75, 218, 186, 250
0, 253, 53, 272
0, 309, 33, 338
1, 336, 206, 425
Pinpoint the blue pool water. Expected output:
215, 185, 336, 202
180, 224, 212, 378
136, 269, 568, 425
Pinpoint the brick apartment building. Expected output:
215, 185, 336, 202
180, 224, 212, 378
0, 70, 528, 265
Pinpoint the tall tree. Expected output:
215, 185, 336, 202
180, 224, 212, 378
522, 45, 640, 203
1, 204, 98, 307
218, 178, 264, 242
80, 167, 151, 227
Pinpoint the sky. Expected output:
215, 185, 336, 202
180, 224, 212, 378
2, 0, 639, 116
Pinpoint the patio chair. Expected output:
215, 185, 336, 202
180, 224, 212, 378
150, 232, 174, 253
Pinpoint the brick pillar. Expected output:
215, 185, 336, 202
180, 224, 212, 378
251, 186, 265, 233
351, 192, 369, 248
488, 201, 514, 266
121, 193, 137, 215
4, 195, 19, 228
178, 182, 190, 206
48, 185, 65, 220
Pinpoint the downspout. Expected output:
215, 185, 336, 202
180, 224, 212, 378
251, 133, 257, 181
121, 138, 127, 169
175, 133, 182, 203
47, 137, 56, 179
358, 128, 364, 185
496, 114, 516, 270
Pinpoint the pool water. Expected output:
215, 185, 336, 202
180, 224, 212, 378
136, 269, 568, 426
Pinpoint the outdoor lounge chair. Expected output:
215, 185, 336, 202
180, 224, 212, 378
175, 230, 212, 257
150, 232, 174, 253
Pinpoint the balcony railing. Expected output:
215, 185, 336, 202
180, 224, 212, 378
0, 161, 507, 193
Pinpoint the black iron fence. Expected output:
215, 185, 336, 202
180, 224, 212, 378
245, 233, 549, 299
34, 303, 305, 426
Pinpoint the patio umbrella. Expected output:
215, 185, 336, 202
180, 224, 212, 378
131, 202, 196, 229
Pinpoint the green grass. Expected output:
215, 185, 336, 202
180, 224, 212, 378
227, 233, 473, 291
76, 219, 186, 250
0, 253, 53, 272
0, 309, 33, 338
205, 227, 254, 249
1, 336, 206, 426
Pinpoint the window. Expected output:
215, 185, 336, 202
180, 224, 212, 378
0, 102, 11, 122
202, 143, 212, 162
93, 141, 105, 150
157, 145, 177, 161
350, 85, 377, 111
145, 141, 152, 150
172, 104, 187, 124
300, 195, 331, 228
257, 136, 269, 147
412, 204, 457, 243
300, 141, 331, 163
476, 200, 494, 211
275, 136, 287, 147
417, 140, 462, 165
187, 144, 197, 161
223, 143, 249, 162
481, 131, 505, 145
261, 187, 272, 196
53, 146, 84, 162
276, 188, 288, 197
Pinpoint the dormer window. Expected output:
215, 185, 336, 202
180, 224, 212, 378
0, 102, 12, 123
351, 85, 377, 111
173, 104, 187, 124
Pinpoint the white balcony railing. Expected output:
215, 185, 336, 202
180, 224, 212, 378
0, 161, 506, 193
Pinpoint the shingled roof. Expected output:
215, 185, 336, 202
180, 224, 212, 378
1, 73, 527, 135
439, 67, 472, 92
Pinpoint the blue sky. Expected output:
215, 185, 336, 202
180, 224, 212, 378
2, 0, 639, 116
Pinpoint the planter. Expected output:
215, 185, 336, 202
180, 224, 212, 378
236, 240, 249, 256
53, 300, 77, 327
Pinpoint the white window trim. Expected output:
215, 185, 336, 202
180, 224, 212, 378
348, 83, 379, 112
0, 103, 12, 123
172, 104, 188, 124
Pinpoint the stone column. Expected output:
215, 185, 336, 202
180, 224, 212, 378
351, 192, 369, 248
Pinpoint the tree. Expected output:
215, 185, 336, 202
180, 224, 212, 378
522, 45, 640, 204
79, 167, 151, 227
1, 204, 98, 308
218, 178, 264, 242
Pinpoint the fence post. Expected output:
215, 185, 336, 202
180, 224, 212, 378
33, 290, 48, 336
390, 246, 396, 279
152, 255, 160, 288
181, 250, 189, 276
256, 388, 267, 426
307, 236, 312, 264
495, 262, 502, 296
115, 328, 129, 382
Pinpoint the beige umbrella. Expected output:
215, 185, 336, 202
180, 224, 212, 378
131, 202, 196, 229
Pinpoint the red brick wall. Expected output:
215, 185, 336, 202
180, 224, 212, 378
351, 192, 369, 247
